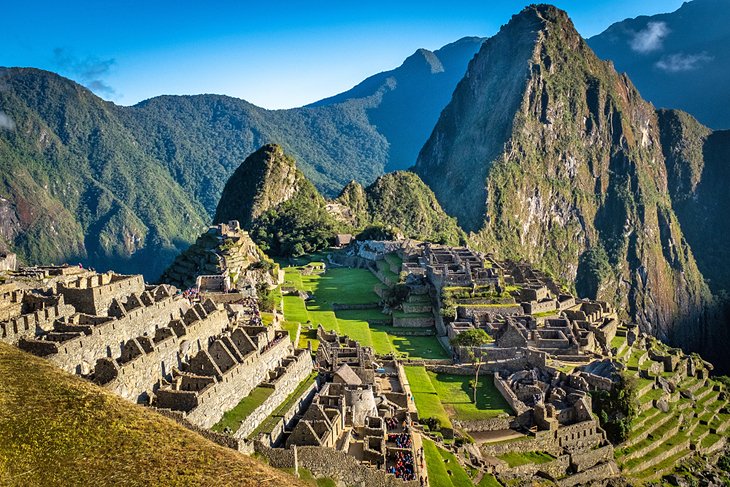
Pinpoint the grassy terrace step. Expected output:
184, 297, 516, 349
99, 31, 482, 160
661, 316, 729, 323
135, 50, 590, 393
622, 409, 672, 450
631, 448, 694, 482
250, 372, 318, 438
497, 451, 554, 468
638, 387, 665, 405
623, 431, 690, 473
630, 407, 662, 434
619, 413, 682, 461
212, 386, 275, 433
422, 438, 473, 487
700, 433, 724, 450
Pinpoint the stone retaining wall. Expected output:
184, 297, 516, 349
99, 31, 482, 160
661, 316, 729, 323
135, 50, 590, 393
184, 337, 292, 429
153, 407, 254, 454
393, 315, 434, 327
234, 351, 313, 439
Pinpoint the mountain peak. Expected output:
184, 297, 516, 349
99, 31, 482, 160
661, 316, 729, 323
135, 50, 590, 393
213, 144, 305, 227
402, 48, 444, 74
414, 3, 712, 361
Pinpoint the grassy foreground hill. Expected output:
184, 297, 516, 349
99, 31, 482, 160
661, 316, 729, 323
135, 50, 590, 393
0, 342, 302, 487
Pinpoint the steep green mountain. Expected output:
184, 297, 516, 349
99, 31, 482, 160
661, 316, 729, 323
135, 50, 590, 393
588, 0, 730, 130
310, 37, 485, 171
0, 37, 481, 276
120, 94, 388, 207
213, 144, 307, 227
414, 5, 717, 363
213, 144, 337, 257
0, 68, 206, 279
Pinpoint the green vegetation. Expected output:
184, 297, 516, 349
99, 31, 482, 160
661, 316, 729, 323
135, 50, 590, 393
361, 171, 465, 246
0, 342, 302, 486
592, 371, 638, 443
450, 329, 493, 347
280, 263, 447, 359
427, 371, 513, 420
405, 365, 511, 431
422, 438, 473, 487
212, 386, 274, 433
404, 366, 452, 430
497, 451, 554, 468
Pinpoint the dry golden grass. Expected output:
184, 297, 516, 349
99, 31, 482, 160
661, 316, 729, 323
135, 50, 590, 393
0, 342, 303, 486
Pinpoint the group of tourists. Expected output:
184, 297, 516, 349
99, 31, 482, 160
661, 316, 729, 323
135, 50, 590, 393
388, 433, 412, 449
388, 451, 415, 481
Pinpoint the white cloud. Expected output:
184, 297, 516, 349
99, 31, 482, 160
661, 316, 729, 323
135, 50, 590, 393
656, 52, 713, 72
630, 21, 670, 53
0, 112, 15, 131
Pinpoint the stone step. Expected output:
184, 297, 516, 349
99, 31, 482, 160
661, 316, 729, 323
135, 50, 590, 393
623, 410, 675, 450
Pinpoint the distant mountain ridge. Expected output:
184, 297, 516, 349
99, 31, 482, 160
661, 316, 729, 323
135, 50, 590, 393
588, 0, 730, 130
0, 38, 481, 277
309, 36, 485, 171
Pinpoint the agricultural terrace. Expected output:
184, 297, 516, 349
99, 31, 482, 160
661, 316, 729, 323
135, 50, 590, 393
280, 262, 447, 359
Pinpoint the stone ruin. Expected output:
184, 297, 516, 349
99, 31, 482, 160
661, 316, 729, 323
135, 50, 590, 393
160, 220, 276, 292
279, 328, 421, 483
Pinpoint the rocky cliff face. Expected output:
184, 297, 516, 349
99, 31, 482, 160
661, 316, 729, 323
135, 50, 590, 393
658, 110, 730, 295
414, 5, 712, 350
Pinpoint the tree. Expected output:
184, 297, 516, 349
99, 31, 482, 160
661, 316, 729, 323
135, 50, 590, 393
451, 329, 492, 404
590, 371, 638, 443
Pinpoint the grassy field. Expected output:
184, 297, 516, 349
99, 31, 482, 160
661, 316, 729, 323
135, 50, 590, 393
0, 343, 303, 487
422, 438, 473, 487
404, 366, 512, 426
427, 371, 513, 420
404, 366, 452, 429
280, 263, 447, 359
496, 451, 554, 467
212, 386, 274, 433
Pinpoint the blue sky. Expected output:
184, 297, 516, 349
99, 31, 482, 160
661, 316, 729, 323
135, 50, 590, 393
1, 0, 685, 108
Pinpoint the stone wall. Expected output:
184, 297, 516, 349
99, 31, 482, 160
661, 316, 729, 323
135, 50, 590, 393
58, 274, 145, 316
497, 454, 570, 479
255, 444, 419, 487
392, 314, 435, 328
261, 380, 320, 447
234, 350, 314, 439
556, 461, 619, 487
0, 299, 75, 344
452, 416, 514, 432
569, 444, 614, 472
96, 308, 229, 402
0, 253, 17, 271
21, 292, 187, 375
521, 299, 557, 315
457, 305, 523, 320
183, 336, 292, 428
